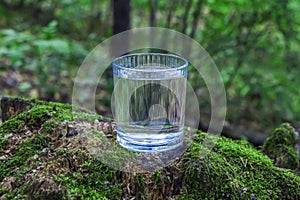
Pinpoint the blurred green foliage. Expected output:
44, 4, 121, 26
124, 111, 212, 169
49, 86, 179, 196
0, 22, 88, 101
0, 0, 299, 131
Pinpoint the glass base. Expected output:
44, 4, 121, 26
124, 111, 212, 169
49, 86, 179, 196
117, 130, 184, 152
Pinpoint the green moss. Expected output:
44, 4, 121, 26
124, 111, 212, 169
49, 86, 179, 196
53, 157, 122, 199
179, 132, 300, 199
0, 118, 26, 154
0, 98, 105, 198
1, 98, 300, 199
262, 123, 299, 169
14, 97, 102, 122
0, 118, 25, 134
0, 133, 48, 194
1, 100, 103, 135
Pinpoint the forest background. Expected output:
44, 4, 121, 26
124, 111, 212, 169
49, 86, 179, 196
0, 0, 300, 145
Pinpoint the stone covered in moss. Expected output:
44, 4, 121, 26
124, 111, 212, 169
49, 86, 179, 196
262, 123, 299, 170
0, 98, 299, 199
179, 135, 300, 199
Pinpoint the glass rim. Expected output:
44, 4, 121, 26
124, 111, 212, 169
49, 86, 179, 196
112, 53, 188, 72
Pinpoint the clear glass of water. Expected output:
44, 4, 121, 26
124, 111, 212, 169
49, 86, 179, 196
112, 53, 188, 152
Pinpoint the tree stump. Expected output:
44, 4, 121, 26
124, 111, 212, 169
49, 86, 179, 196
0, 97, 299, 199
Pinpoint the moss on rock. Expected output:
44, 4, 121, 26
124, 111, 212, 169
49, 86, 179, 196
0, 97, 299, 199
262, 123, 299, 170
180, 136, 300, 199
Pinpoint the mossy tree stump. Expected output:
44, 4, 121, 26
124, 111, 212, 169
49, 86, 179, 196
0, 97, 299, 199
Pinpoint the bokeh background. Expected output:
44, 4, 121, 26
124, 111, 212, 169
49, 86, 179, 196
0, 0, 299, 145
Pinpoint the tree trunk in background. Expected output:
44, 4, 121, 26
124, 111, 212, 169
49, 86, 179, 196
107, 1, 130, 115
149, 0, 158, 27
189, 0, 204, 38
181, 0, 193, 34
113, 0, 130, 34
166, 0, 178, 28
183, 0, 204, 56
112, 0, 130, 56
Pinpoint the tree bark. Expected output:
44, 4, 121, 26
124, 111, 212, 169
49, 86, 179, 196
113, 0, 130, 35
149, 0, 158, 27
189, 0, 204, 38
181, 0, 193, 34
1, 97, 33, 122
165, 0, 178, 28
111, 0, 130, 57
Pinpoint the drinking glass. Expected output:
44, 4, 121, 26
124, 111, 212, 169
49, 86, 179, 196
112, 53, 188, 152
